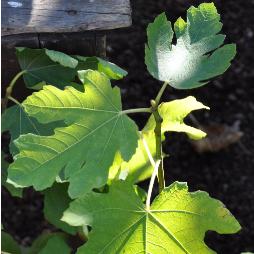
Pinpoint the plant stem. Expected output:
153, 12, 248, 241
150, 81, 168, 193
8, 96, 22, 107
146, 160, 161, 210
155, 81, 168, 105
121, 107, 151, 115
151, 105, 165, 192
2, 70, 26, 112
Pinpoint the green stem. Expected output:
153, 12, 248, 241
155, 81, 168, 105
150, 81, 168, 193
2, 70, 26, 112
151, 104, 165, 192
121, 107, 151, 115
8, 96, 22, 107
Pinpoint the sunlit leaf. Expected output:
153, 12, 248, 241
145, 3, 236, 89
111, 96, 209, 183
62, 181, 241, 253
8, 70, 138, 198
144, 96, 209, 140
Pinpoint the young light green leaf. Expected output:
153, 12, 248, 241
38, 235, 71, 254
8, 70, 138, 198
75, 55, 128, 80
62, 181, 241, 254
145, 3, 236, 89
1, 105, 63, 155
144, 96, 209, 140
16, 48, 77, 89
1, 152, 22, 198
110, 96, 209, 184
1, 231, 21, 254
43, 183, 78, 235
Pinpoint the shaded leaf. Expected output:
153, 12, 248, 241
1, 231, 21, 254
75, 56, 127, 80
63, 181, 240, 254
1, 105, 63, 155
8, 70, 138, 198
145, 3, 236, 89
27, 233, 66, 254
43, 183, 78, 235
38, 235, 71, 254
16, 48, 77, 89
1, 152, 22, 197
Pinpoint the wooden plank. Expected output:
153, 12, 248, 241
2, 0, 132, 35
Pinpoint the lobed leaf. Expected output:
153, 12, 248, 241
16, 48, 127, 90
63, 181, 241, 254
110, 96, 209, 183
144, 96, 209, 140
8, 70, 138, 198
16, 48, 77, 89
145, 3, 236, 89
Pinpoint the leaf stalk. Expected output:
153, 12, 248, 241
2, 70, 26, 112
121, 107, 151, 115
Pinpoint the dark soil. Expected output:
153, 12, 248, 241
2, 0, 254, 253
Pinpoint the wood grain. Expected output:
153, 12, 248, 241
2, 0, 132, 35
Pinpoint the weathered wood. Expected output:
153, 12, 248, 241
2, 0, 132, 35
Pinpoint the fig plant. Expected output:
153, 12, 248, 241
2, 3, 241, 253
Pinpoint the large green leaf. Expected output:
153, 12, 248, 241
145, 3, 236, 89
43, 183, 78, 235
75, 56, 128, 80
1, 152, 22, 198
62, 181, 241, 254
16, 48, 78, 89
1, 105, 62, 155
1, 231, 21, 254
110, 96, 209, 183
16, 48, 127, 90
8, 70, 138, 198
